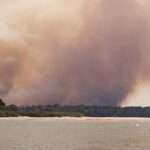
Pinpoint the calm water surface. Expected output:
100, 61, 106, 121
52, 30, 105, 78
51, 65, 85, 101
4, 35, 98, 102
0, 117, 150, 150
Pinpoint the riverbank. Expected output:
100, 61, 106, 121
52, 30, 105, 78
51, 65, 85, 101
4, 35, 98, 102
0, 116, 150, 121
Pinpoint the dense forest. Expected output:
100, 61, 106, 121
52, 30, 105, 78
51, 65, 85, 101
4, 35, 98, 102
0, 99, 150, 117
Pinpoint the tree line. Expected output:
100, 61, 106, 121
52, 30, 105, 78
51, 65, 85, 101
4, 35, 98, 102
0, 99, 150, 117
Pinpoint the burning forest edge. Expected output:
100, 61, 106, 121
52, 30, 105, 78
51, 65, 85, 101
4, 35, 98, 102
1, 99, 150, 117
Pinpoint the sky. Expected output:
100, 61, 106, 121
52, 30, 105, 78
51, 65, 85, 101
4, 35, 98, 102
0, 0, 150, 106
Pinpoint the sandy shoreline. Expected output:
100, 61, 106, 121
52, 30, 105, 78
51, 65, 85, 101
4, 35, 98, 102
0, 116, 150, 121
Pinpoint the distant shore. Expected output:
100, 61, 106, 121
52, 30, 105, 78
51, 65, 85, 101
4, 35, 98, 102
0, 117, 150, 121
0, 99, 150, 118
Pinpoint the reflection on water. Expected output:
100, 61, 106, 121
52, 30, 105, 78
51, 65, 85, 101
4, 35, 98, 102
0, 118, 149, 150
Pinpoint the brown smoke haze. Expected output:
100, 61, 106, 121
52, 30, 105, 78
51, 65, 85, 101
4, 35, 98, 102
0, 0, 149, 106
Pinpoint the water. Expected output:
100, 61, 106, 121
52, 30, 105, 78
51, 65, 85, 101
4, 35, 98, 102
0, 117, 150, 150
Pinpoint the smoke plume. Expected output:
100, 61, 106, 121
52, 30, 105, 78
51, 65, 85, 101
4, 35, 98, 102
0, 0, 149, 105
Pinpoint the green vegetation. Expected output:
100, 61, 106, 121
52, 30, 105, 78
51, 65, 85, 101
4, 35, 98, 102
1, 99, 150, 117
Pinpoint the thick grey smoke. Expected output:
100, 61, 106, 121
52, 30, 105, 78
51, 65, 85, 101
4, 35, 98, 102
0, 0, 148, 105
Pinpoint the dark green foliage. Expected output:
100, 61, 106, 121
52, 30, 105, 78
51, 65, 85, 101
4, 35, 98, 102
6, 105, 18, 111
19, 111, 83, 117
0, 110, 19, 117
0, 102, 150, 117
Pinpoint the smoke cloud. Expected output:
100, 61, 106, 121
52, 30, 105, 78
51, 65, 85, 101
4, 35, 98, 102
0, 0, 149, 105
